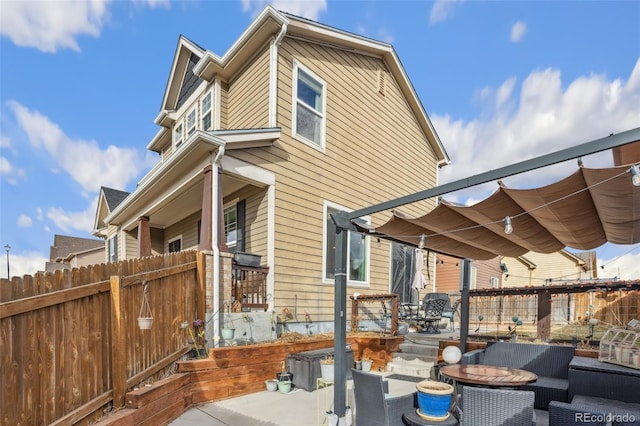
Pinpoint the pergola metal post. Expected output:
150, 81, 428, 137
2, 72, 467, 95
331, 211, 350, 418
459, 258, 472, 354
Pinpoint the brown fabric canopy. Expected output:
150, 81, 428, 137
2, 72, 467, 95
364, 165, 640, 260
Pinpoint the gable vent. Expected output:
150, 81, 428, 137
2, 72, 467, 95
377, 69, 386, 96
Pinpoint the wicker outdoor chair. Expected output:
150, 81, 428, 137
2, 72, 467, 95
351, 368, 416, 426
548, 400, 610, 426
459, 386, 536, 426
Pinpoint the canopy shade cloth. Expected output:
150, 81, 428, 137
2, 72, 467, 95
358, 165, 640, 260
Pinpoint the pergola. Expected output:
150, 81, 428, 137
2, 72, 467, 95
330, 127, 640, 418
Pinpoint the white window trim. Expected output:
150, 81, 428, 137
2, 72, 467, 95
292, 61, 326, 153
322, 200, 371, 287
168, 235, 183, 253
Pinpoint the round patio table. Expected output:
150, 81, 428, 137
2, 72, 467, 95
439, 364, 537, 387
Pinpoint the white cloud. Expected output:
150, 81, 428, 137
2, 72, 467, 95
433, 57, 640, 199
0, 250, 48, 278
17, 214, 32, 228
8, 101, 150, 193
36, 208, 44, 221
241, 0, 327, 21
46, 198, 98, 234
0, 136, 10, 148
599, 251, 640, 281
0, 0, 111, 53
511, 21, 527, 43
429, 0, 463, 25
0, 156, 12, 175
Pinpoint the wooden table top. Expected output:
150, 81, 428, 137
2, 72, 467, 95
440, 364, 537, 387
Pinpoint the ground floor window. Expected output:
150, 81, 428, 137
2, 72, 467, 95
324, 202, 369, 285
168, 237, 181, 253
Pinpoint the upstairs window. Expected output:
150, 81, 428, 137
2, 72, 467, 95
201, 91, 212, 131
186, 108, 197, 137
174, 123, 183, 148
293, 62, 326, 149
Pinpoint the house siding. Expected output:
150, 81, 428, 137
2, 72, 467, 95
502, 251, 585, 288
226, 37, 439, 320
226, 45, 270, 129
165, 212, 201, 252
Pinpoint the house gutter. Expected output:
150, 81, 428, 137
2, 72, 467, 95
269, 23, 287, 127
212, 145, 225, 347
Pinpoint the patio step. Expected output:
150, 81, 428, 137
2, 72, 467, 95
385, 336, 440, 378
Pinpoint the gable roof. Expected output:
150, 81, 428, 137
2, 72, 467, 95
153, 5, 449, 166
49, 235, 103, 261
93, 186, 130, 237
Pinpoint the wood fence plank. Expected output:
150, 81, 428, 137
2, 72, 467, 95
110, 276, 126, 408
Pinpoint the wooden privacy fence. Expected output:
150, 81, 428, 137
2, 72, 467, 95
0, 250, 205, 426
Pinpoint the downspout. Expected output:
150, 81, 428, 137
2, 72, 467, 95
269, 23, 287, 127
212, 145, 225, 347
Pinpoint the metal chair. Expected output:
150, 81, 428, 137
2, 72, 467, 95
351, 368, 416, 426
441, 299, 460, 331
419, 298, 447, 333
459, 386, 536, 426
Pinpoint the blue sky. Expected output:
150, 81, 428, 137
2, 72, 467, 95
1, 0, 639, 279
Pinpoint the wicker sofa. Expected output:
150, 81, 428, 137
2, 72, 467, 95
549, 396, 640, 426
461, 342, 575, 410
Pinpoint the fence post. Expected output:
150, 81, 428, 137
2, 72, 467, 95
196, 252, 206, 323
110, 275, 126, 408
537, 291, 551, 342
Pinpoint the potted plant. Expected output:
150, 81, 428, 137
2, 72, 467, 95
416, 379, 454, 421
221, 301, 235, 341
320, 354, 335, 381
277, 360, 292, 393
361, 355, 373, 372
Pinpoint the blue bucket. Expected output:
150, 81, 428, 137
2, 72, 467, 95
416, 380, 454, 419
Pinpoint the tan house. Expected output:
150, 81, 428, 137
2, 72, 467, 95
45, 234, 104, 273
501, 250, 594, 288
434, 253, 503, 293
92, 6, 449, 333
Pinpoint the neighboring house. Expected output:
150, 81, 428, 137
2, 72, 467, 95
500, 249, 593, 288
92, 6, 449, 325
434, 253, 502, 293
45, 235, 104, 273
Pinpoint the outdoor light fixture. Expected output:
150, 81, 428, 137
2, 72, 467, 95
630, 164, 640, 187
504, 216, 513, 234
418, 234, 425, 249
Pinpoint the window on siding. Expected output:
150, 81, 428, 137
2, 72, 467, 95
324, 203, 369, 285
186, 108, 197, 137
224, 204, 238, 251
108, 235, 118, 263
168, 237, 181, 253
201, 91, 212, 131
293, 63, 326, 148
490, 276, 499, 288
174, 123, 183, 148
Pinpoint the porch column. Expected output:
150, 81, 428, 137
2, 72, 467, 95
537, 291, 552, 342
199, 165, 213, 251
137, 216, 151, 257
217, 167, 229, 252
